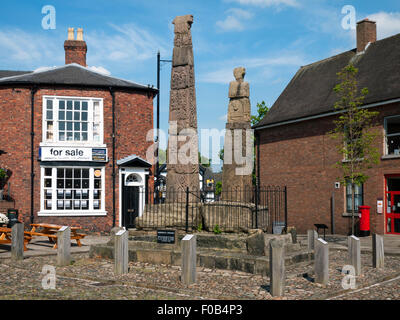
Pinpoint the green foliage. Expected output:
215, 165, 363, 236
199, 152, 211, 167
251, 101, 269, 127
0, 168, 7, 180
213, 224, 222, 234
197, 222, 203, 232
215, 181, 222, 195
330, 64, 380, 234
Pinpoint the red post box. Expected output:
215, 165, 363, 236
358, 205, 371, 236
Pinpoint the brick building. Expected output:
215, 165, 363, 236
0, 28, 157, 233
254, 19, 400, 235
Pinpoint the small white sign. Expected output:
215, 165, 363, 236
116, 230, 126, 236
377, 200, 383, 214
182, 234, 194, 241
41, 147, 92, 161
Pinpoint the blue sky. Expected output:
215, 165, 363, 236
1, 0, 400, 171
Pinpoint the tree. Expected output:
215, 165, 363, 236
330, 64, 380, 235
251, 101, 269, 127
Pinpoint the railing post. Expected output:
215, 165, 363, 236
255, 185, 259, 229
284, 186, 288, 233
185, 187, 189, 233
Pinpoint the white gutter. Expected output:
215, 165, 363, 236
254, 97, 400, 131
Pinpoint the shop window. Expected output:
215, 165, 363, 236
385, 116, 400, 155
41, 167, 104, 213
346, 182, 363, 213
43, 97, 103, 144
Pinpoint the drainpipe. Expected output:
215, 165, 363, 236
109, 88, 116, 228
30, 86, 37, 224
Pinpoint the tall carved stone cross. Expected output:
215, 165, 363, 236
167, 15, 199, 198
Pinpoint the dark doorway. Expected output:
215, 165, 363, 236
122, 181, 140, 229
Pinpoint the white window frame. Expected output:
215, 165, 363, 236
41, 95, 105, 147
38, 166, 106, 216
384, 115, 400, 156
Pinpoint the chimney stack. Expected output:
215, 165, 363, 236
64, 27, 87, 67
356, 18, 376, 53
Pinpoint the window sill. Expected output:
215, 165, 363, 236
342, 212, 360, 217
40, 142, 106, 148
381, 154, 400, 160
38, 211, 107, 217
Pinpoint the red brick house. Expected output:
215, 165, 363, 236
0, 28, 157, 233
254, 19, 400, 235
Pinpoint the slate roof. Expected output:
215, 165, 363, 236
0, 64, 158, 93
254, 33, 400, 129
0, 70, 32, 78
117, 154, 152, 168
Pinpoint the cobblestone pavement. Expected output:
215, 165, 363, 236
0, 250, 399, 300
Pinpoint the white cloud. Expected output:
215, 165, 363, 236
219, 114, 228, 121
216, 8, 254, 32
0, 29, 62, 66
85, 23, 170, 64
226, 0, 299, 8
367, 12, 400, 39
199, 53, 306, 84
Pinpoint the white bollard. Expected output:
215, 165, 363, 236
114, 229, 129, 275
269, 238, 285, 297
348, 235, 361, 276
181, 234, 196, 285
11, 223, 24, 261
372, 234, 384, 269
57, 226, 71, 266
307, 229, 318, 251
314, 238, 329, 285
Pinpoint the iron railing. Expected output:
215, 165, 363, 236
131, 186, 287, 233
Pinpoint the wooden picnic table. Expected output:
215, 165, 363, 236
0, 227, 31, 251
27, 223, 86, 249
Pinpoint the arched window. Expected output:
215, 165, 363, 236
126, 173, 142, 184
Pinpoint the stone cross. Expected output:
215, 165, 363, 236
166, 14, 199, 199
269, 238, 285, 297
307, 229, 318, 251
348, 235, 361, 276
57, 226, 71, 266
221, 67, 253, 199
181, 234, 196, 285
314, 238, 329, 285
114, 229, 129, 275
11, 223, 24, 261
372, 233, 384, 269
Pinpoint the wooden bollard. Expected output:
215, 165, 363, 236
181, 234, 196, 285
348, 235, 361, 276
269, 238, 285, 297
307, 229, 318, 251
11, 223, 24, 261
57, 226, 71, 266
314, 238, 329, 285
114, 229, 128, 275
372, 234, 384, 269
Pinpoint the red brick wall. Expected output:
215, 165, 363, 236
257, 102, 400, 235
0, 86, 154, 233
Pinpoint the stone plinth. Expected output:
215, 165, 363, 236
314, 238, 329, 285
181, 234, 196, 285
57, 226, 71, 266
372, 233, 384, 269
269, 238, 285, 297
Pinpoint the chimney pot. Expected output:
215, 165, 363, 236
357, 18, 377, 53
67, 27, 75, 40
64, 27, 87, 67
76, 28, 84, 41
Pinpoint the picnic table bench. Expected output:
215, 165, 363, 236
0, 227, 31, 251
26, 223, 86, 249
